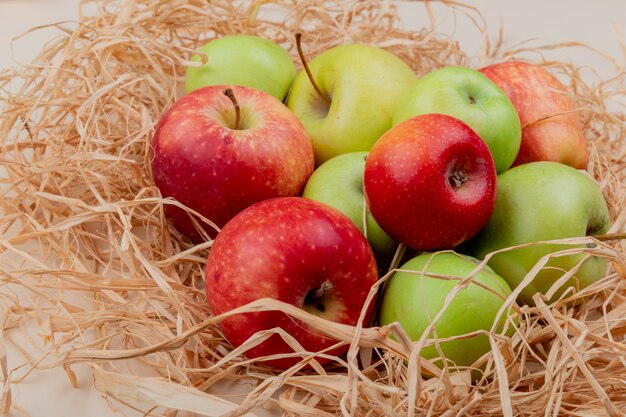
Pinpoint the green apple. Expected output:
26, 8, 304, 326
286, 44, 416, 165
466, 161, 611, 305
392, 66, 521, 173
379, 252, 514, 370
302, 151, 397, 264
185, 35, 296, 101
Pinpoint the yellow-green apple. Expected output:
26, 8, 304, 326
302, 151, 397, 265
479, 61, 588, 169
364, 114, 497, 251
205, 197, 378, 369
286, 43, 415, 165
151, 86, 314, 241
379, 251, 514, 370
393, 66, 521, 173
185, 35, 296, 101
465, 162, 611, 305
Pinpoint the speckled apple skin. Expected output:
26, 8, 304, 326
364, 114, 497, 251
480, 61, 588, 169
151, 85, 314, 241
205, 197, 378, 369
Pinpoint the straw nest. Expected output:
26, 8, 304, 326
0, 1, 625, 416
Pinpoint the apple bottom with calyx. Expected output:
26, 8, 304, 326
151, 85, 314, 241
364, 113, 497, 251
302, 151, 397, 266
379, 252, 514, 372
465, 161, 611, 305
205, 197, 378, 369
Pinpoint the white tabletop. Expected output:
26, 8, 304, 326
1, 1, 624, 416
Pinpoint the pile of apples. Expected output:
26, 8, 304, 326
151, 34, 611, 371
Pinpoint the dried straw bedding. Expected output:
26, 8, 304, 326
0, 1, 625, 416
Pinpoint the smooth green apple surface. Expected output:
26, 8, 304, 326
185, 35, 296, 101
302, 152, 397, 263
392, 66, 521, 173
466, 162, 611, 305
287, 44, 416, 165
379, 252, 514, 369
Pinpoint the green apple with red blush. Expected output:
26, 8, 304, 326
479, 61, 588, 169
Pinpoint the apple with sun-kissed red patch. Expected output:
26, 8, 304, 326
479, 61, 588, 169
205, 197, 378, 369
364, 113, 497, 251
151, 85, 314, 241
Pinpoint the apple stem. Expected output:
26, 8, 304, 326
312, 280, 333, 298
223, 88, 241, 130
304, 280, 333, 313
312, 280, 333, 299
295, 33, 330, 105
591, 232, 626, 241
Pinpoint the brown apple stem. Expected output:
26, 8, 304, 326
311, 280, 333, 298
591, 232, 626, 242
223, 88, 241, 130
295, 32, 330, 105
305, 280, 333, 313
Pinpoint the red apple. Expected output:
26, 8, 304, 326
151, 86, 314, 240
363, 113, 497, 251
205, 197, 378, 369
479, 61, 588, 169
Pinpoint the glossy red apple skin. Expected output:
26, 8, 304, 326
205, 197, 378, 369
363, 113, 497, 251
479, 61, 588, 169
151, 85, 314, 241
